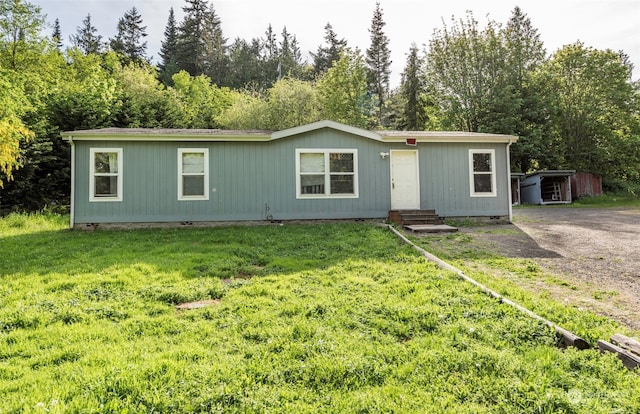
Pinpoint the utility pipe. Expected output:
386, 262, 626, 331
388, 225, 590, 350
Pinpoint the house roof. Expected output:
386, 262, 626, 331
62, 127, 272, 141
62, 120, 518, 144
376, 130, 517, 143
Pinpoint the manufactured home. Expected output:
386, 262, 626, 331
63, 120, 518, 228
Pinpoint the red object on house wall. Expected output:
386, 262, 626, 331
571, 172, 602, 198
406, 138, 417, 146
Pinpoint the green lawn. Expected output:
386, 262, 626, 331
0, 214, 638, 413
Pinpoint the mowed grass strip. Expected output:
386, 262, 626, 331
0, 214, 638, 413
412, 229, 635, 344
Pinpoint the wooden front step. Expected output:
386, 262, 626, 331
388, 210, 445, 226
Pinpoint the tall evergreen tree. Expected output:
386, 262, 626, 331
176, 0, 226, 79
227, 37, 261, 89
278, 26, 304, 79
202, 5, 227, 85
259, 24, 280, 86
365, 1, 391, 126
311, 22, 347, 75
158, 7, 178, 85
399, 44, 425, 130
52, 17, 62, 50
109, 7, 147, 64
263, 24, 278, 59
70, 14, 102, 55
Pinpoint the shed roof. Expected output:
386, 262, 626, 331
62, 120, 518, 144
525, 170, 576, 178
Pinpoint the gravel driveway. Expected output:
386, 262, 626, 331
470, 207, 640, 330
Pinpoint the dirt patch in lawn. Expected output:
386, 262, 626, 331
176, 299, 221, 310
459, 207, 640, 331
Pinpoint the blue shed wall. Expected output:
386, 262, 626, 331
520, 175, 543, 205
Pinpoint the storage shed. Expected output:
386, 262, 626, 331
571, 172, 602, 199
63, 120, 518, 228
511, 173, 525, 205
520, 170, 575, 205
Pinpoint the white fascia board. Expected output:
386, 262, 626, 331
271, 120, 382, 141
381, 135, 518, 144
62, 134, 271, 142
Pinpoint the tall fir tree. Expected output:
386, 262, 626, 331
278, 26, 304, 79
109, 7, 147, 64
158, 7, 179, 85
260, 24, 279, 86
70, 14, 102, 55
176, 0, 226, 80
399, 44, 425, 130
52, 17, 62, 50
365, 1, 391, 126
202, 5, 227, 85
311, 22, 347, 75
226, 37, 261, 89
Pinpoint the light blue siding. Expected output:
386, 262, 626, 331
418, 142, 510, 217
74, 131, 391, 224
72, 129, 512, 225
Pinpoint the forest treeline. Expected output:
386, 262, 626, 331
1, 0, 639, 212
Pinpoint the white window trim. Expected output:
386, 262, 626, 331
178, 148, 209, 201
469, 149, 497, 197
89, 148, 123, 202
296, 148, 359, 199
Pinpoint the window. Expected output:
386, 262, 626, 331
90, 148, 122, 202
178, 148, 209, 200
469, 149, 496, 197
296, 149, 358, 198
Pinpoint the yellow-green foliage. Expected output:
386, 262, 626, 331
0, 74, 34, 187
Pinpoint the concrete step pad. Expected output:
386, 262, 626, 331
404, 224, 458, 233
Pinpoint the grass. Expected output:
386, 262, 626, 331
513, 193, 640, 209
410, 230, 633, 344
571, 194, 640, 208
1, 213, 639, 413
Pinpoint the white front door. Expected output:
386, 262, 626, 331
390, 150, 420, 210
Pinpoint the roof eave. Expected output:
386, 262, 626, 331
525, 170, 576, 178
271, 120, 382, 141
62, 132, 272, 142
381, 136, 518, 144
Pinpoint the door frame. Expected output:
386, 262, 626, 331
390, 149, 420, 210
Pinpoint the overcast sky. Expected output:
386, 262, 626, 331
32, 0, 640, 86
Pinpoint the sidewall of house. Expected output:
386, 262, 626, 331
415, 142, 510, 218
72, 131, 392, 224
72, 134, 512, 225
